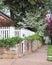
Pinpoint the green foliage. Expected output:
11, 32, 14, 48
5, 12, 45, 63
48, 45, 52, 61
48, 45, 52, 56
2, 0, 50, 28
5, 38, 16, 47
46, 0, 52, 12
0, 0, 52, 32
0, 39, 5, 47
24, 34, 43, 43
28, 0, 35, 5
47, 57, 52, 61
22, 12, 46, 36
0, 1, 4, 9
0, 36, 22, 47
12, 36, 23, 43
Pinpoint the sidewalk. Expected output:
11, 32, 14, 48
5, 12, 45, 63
0, 45, 52, 65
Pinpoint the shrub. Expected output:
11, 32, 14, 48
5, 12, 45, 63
24, 34, 43, 43
0, 39, 5, 47
12, 36, 23, 43
5, 38, 16, 47
0, 36, 23, 47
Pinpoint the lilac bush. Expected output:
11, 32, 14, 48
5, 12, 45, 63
45, 14, 52, 35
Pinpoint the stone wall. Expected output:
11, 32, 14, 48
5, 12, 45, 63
32, 40, 42, 52
0, 43, 22, 59
0, 40, 42, 59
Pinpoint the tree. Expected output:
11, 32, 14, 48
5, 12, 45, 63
2, 0, 51, 31
20, 12, 47, 36
47, 0, 52, 13
0, 1, 4, 9
3, 0, 49, 18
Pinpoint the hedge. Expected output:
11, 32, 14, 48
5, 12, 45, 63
0, 36, 22, 47
0, 34, 43, 47
24, 34, 43, 43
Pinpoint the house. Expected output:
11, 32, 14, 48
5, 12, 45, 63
0, 11, 15, 39
0, 11, 35, 39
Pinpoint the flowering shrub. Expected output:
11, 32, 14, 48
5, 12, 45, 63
45, 14, 52, 35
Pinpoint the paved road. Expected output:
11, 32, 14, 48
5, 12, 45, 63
0, 45, 52, 65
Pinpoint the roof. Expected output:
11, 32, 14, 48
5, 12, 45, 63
0, 11, 14, 27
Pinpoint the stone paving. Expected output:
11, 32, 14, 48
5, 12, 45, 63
0, 45, 52, 65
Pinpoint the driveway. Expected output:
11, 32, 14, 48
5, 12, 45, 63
0, 45, 52, 65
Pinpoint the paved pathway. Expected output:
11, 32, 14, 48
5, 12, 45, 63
0, 45, 52, 65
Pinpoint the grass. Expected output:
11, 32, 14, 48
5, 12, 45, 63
47, 57, 52, 61
48, 45, 52, 61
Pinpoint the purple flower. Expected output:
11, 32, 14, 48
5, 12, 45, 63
45, 14, 52, 35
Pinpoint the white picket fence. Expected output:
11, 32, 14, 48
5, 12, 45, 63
0, 27, 10, 39
0, 27, 35, 39
0, 27, 15, 39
